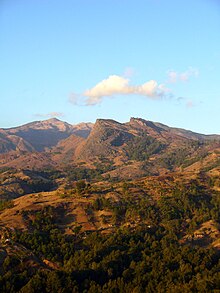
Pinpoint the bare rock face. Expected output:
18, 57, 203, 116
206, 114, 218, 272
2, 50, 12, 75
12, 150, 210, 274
77, 119, 134, 160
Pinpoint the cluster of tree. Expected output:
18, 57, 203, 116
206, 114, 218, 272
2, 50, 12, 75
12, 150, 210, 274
89, 178, 220, 228
201, 158, 220, 173
126, 134, 165, 161
64, 163, 117, 183
22, 178, 56, 193
0, 199, 14, 211
0, 169, 59, 199
93, 161, 116, 174
64, 167, 103, 182
157, 140, 209, 171
14, 206, 76, 262
1, 225, 219, 292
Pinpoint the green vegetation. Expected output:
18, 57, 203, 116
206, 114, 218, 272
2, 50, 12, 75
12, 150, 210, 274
0, 199, 14, 211
64, 163, 116, 183
64, 166, 103, 182
1, 226, 219, 292
0, 177, 219, 292
126, 133, 165, 161
0, 169, 59, 200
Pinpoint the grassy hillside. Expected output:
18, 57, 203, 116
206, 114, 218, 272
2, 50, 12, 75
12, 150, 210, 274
0, 170, 219, 292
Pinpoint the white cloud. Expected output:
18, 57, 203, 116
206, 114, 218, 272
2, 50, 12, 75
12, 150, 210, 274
167, 67, 199, 83
137, 80, 170, 98
35, 112, 64, 118
123, 67, 135, 78
167, 71, 178, 83
69, 93, 81, 105
186, 100, 196, 109
84, 75, 132, 105
81, 75, 170, 106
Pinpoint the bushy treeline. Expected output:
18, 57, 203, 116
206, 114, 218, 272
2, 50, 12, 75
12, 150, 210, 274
1, 226, 219, 292
90, 178, 220, 228
64, 163, 116, 182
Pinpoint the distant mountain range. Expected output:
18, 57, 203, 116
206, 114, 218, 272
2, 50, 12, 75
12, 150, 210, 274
0, 118, 93, 152
0, 117, 220, 177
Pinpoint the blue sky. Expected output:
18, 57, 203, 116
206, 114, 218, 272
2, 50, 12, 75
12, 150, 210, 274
0, 0, 220, 134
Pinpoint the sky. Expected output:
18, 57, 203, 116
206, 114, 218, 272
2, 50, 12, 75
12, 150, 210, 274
0, 0, 220, 134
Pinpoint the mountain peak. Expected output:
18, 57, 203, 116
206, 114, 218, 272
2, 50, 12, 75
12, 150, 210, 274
130, 117, 148, 125
129, 117, 160, 129
46, 117, 61, 123
95, 118, 122, 125
93, 119, 124, 131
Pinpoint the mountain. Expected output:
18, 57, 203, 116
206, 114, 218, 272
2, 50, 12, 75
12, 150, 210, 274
0, 129, 35, 153
3, 118, 93, 152
75, 117, 220, 175
0, 117, 220, 176
0, 119, 93, 169
128, 117, 219, 140
77, 119, 134, 160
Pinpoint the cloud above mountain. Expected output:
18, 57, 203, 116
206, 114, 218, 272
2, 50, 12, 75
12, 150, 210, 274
70, 75, 171, 106
167, 67, 199, 83
69, 67, 199, 106
84, 75, 132, 105
34, 112, 64, 118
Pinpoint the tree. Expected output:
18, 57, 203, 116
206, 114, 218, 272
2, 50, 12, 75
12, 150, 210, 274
76, 180, 87, 195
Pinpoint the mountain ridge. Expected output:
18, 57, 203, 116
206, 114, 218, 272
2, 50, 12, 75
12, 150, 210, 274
0, 117, 220, 176
3, 117, 220, 136
0, 118, 94, 153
